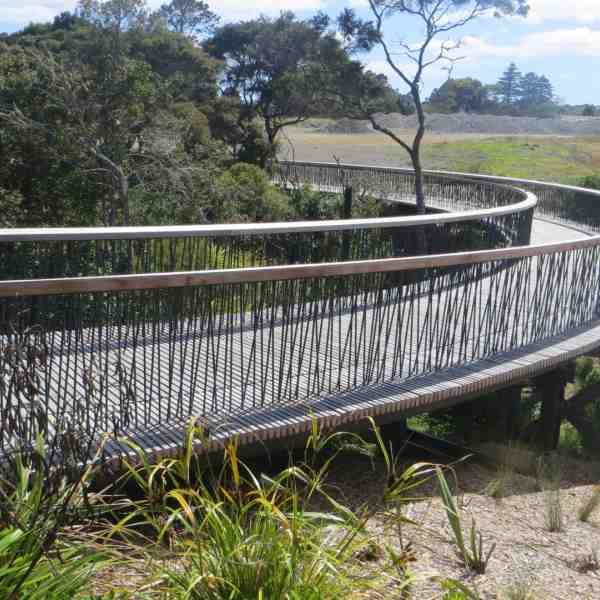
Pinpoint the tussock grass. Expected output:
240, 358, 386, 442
103, 417, 432, 599
503, 579, 537, 600
578, 486, 600, 522
537, 454, 563, 532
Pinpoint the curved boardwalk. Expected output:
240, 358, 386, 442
2, 163, 600, 458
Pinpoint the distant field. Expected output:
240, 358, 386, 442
280, 129, 600, 184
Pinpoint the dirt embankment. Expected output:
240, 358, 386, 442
316, 113, 600, 136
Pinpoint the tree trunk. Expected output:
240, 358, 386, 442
264, 119, 278, 173
341, 186, 353, 260
411, 83, 427, 216
410, 84, 428, 254
342, 185, 353, 219
411, 150, 426, 216
91, 147, 130, 226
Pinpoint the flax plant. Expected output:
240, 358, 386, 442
105, 417, 436, 599
436, 467, 496, 573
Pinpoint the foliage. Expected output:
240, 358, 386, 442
156, 0, 219, 38
583, 104, 597, 117
0, 0, 282, 228
0, 424, 107, 599
213, 163, 292, 223
580, 175, 600, 192
436, 467, 496, 573
288, 187, 343, 220
409, 393, 501, 445
105, 419, 427, 599
439, 577, 481, 599
496, 62, 523, 105
429, 66, 556, 117
205, 12, 362, 161
558, 422, 583, 456
429, 78, 491, 113
485, 445, 516, 500
562, 357, 600, 455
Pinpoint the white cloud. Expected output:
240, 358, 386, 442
461, 27, 600, 59
2, 1, 76, 24
527, 0, 600, 24
211, 0, 324, 19
1, 0, 325, 27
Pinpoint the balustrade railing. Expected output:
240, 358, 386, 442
4, 164, 600, 457
0, 166, 533, 281
2, 237, 600, 454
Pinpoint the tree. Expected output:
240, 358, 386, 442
0, 47, 166, 226
0, 0, 221, 228
156, 0, 218, 38
429, 78, 489, 113
205, 12, 356, 165
340, 0, 529, 215
519, 72, 553, 109
536, 75, 554, 105
497, 62, 522, 105
583, 104, 597, 117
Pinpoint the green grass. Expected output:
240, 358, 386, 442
286, 130, 600, 185
421, 138, 599, 184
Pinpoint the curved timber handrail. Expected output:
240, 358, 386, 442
0, 164, 537, 280
0, 190, 534, 241
280, 160, 600, 200
1, 233, 600, 297
280, 160, 600, 232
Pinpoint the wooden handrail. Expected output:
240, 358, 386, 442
2, 233, 599, 298
0, 167, 534, 241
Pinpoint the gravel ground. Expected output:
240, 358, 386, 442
322, 446, 600, 600
316, 113, 600, 137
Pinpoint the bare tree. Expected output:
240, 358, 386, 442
342, 0, 528, 215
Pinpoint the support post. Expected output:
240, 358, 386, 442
535, 370, 568, 451
379, 418, 409, 446
341, 185, 353, 260
500, 385, 522, 442
342, 185, 353, 219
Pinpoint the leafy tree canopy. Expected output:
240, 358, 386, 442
205, 12, 366, 160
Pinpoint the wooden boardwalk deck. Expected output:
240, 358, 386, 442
104, 318, 600, 459
26, 216, 594, 460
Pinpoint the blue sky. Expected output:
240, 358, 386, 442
1, 0, 599, 104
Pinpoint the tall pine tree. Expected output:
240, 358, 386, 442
497, 62, 522, 105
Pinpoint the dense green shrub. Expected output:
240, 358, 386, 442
214, 163, 292, 222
